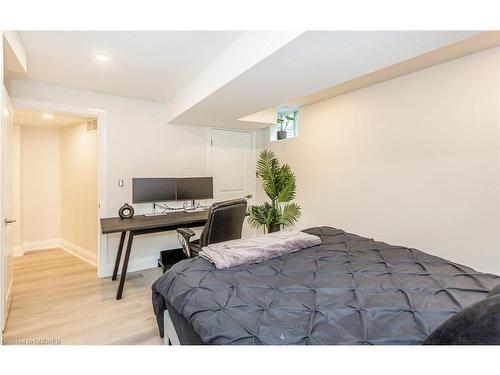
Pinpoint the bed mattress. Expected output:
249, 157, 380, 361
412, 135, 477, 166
152, 226, 500, 344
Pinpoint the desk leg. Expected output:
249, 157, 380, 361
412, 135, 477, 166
112, 231, 126, 281
116, 232, 134, 300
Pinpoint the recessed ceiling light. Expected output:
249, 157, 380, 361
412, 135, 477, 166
42, 113, 54, 119
95, 54, 110, 63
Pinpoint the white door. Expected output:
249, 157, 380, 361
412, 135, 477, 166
1, 86, 14, 331
210, 129, 256, 235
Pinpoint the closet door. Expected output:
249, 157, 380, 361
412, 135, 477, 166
210, 129, 257, 236
210, 129, 255, 204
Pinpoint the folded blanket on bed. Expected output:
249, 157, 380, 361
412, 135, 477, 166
199, 230, 321, 269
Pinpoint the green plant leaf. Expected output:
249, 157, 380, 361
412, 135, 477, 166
254, 149, 300, 230
275, 164, 296, 203
278, 202, 301, 226
256, 149, 277, 180
247, 203, 269, 229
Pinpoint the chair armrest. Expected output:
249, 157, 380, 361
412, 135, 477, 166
176, 227, 195, 239
176, 228, 196, 258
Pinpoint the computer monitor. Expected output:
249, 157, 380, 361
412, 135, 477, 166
176, 177, 213, 201
132, 178, 177, 203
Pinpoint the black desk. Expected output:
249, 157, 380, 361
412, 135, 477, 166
100, 210, 208, 299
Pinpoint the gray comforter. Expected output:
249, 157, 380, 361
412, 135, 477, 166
152, 226, 500, 344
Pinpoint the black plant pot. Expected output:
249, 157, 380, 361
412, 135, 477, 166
277, 130, 287, 140
268, 224, 281, 233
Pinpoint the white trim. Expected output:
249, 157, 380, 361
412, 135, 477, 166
22, 238, 60, 252
10, 97, 107, 278
206, 127, 212, 176
17, 238, 97, 267
1, 38, 4, 341
13, 245, 23, 257
60, 239, 97, 267
250, 130, 257, 204
97, 111, 108, 278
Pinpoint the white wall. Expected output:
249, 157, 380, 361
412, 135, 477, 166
7, 79, 213, 276
59, 121, 98, 262
20, 126, 61, 248
266, 47, 500, 274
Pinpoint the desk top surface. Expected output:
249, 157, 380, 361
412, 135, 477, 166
100, 210, 208, 234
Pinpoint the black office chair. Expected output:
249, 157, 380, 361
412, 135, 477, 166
176, 198, 247, 258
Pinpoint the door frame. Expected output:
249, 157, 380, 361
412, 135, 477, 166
10, 98, 108, 278
1, 34, 5, 343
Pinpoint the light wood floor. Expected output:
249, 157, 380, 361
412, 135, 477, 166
4, 249, 163, 345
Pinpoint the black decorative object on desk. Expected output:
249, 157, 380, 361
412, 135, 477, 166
118, 203, 134, 219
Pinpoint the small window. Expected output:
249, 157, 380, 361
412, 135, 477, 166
270, 109, 299, 141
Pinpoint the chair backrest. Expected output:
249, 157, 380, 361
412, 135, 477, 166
199, 198, 247, 247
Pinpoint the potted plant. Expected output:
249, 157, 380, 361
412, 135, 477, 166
276, 114, 294, 140
248, 149, 301, 233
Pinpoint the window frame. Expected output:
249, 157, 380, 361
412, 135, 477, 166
270, 109, 299, 141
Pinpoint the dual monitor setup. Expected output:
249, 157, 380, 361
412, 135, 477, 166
132, 177, 213, 214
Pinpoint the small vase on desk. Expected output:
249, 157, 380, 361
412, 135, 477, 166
118, 203, 134, 219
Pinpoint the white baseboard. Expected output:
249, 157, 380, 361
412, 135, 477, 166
21, 239, 61, 254
13, 245, 24, 257
60, 239, 97, 267
19, 238, 158, 277
100, 255, 159, 278
18, 238, 97, 267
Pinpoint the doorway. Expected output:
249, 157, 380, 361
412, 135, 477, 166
9, 98, 107, 277
1, 107, 100, 338
13, 109, 99, 262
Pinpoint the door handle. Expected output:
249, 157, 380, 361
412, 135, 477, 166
4, 218, 16, 225
244, 194, 253, 199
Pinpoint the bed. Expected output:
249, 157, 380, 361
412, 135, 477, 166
151, 226, 500, 345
